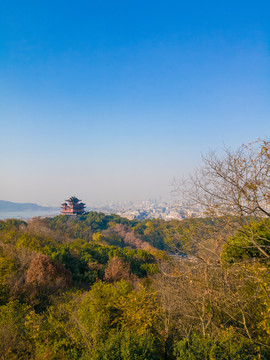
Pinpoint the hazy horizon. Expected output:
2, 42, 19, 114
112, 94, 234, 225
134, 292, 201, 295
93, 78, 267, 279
0, 196, 173, 208
1, 1, 269, 206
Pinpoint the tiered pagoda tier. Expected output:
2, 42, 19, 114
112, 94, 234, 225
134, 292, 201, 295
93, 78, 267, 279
61, 196, 86, 215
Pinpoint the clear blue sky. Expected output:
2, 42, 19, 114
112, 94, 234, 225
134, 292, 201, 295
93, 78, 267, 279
0, 1, 269, 206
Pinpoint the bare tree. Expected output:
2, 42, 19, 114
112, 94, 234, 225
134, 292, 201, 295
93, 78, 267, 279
26, 254, 72, 290
151, 140, 270, 356
104, 256, 132, 283
179, 139, 270, 219
174, 139, 270, 260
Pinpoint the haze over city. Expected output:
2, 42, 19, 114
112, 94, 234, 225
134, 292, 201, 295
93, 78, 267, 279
1, 1, 269, 206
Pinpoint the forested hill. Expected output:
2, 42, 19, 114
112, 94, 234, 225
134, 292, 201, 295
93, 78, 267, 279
0, 210, 269, 359
43, 211, 219, 253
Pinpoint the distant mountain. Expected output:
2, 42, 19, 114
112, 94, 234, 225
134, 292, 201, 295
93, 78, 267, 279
0, 200, 59, 212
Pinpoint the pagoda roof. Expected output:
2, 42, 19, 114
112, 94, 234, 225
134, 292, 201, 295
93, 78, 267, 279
65, 196, 81, 202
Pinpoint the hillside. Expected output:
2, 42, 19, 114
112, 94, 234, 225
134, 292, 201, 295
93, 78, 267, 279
0, 211, 269, 359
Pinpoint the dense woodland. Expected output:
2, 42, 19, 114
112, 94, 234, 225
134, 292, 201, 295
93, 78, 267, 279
1, 140, 270, 359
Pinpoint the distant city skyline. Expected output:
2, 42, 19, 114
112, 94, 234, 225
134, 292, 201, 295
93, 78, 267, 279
1, 1, 269, 206
0, 197, 198, 221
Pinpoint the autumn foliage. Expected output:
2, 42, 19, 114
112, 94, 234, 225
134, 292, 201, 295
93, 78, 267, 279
26, 253, 72, 289
104, 256, 133, 283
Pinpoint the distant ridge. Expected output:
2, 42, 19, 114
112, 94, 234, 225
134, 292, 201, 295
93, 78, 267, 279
0, 200, 59, 212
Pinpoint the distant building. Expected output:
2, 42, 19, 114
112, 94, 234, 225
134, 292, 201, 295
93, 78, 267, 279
61, 196, 86, 215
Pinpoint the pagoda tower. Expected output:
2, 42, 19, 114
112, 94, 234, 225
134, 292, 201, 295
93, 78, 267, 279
61, 196, 86, 215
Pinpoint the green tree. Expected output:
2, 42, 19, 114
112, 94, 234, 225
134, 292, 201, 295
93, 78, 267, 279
173, 330, 261, 360
74, 281, 164, 356
92, 330, 161, 360
222, 219, 270, 262
0, 301, 32, 359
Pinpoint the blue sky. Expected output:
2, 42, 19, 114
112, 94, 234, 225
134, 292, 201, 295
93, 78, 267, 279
0, 1, 269, 206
